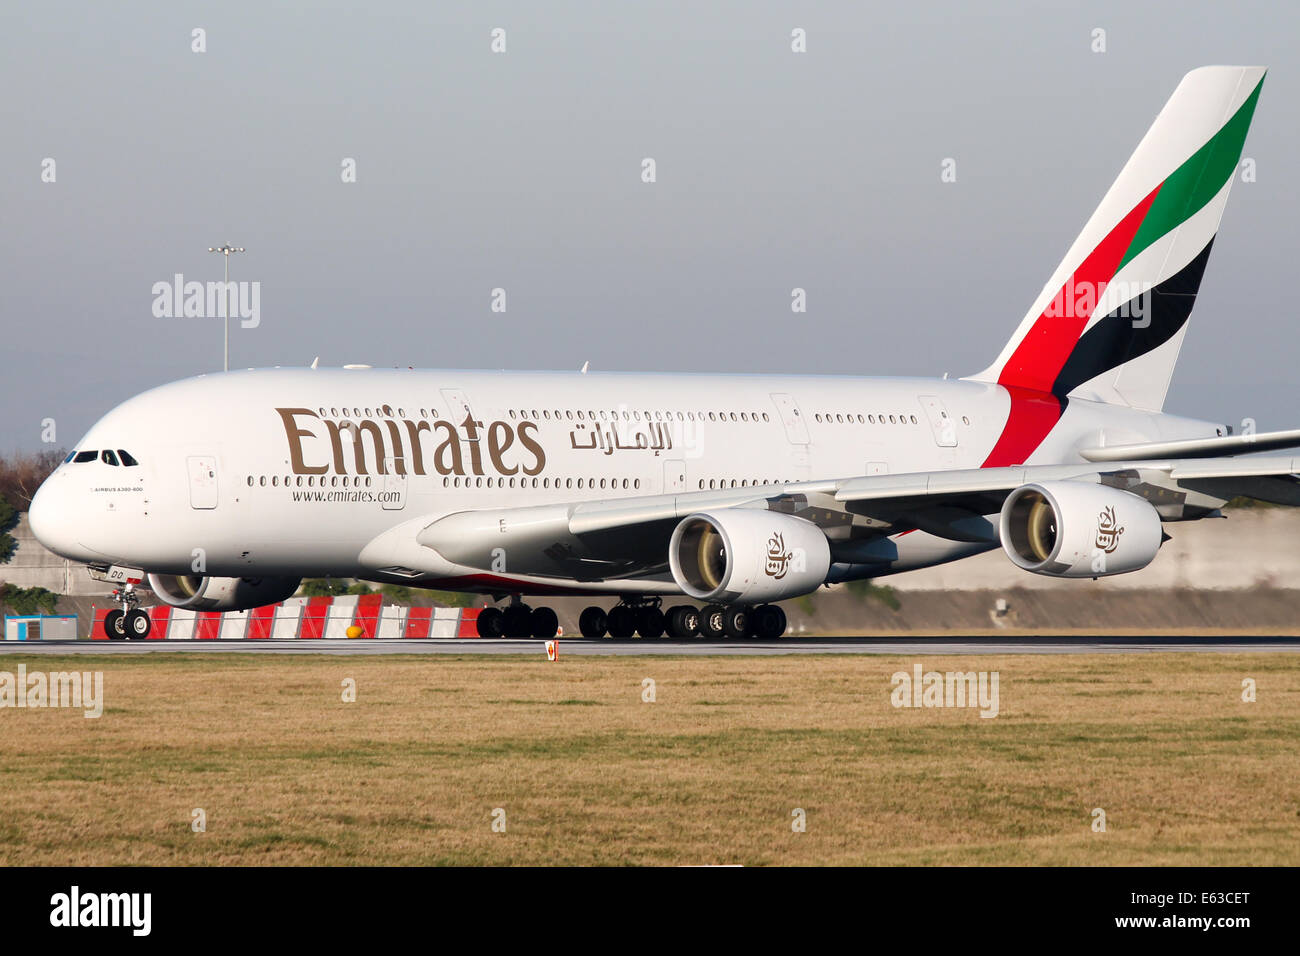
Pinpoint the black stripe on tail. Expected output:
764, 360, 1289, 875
1051, 239, 1215, 399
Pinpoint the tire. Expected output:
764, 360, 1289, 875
721, 606, 749, 640
476, 606, 505, 638
578, 606, 608, 638
679, 605, 702, 638
634, 606, 665, 639
502, 604, 533, 638
666, 605, 700, 639
606, 605, 636, 639
104, 610, 126, 640
700, 604, 726, 640
530, 606, 559, 639
126, 608, 152, 639
751, 604, 787, 640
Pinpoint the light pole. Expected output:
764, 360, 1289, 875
208, 243, 245, 372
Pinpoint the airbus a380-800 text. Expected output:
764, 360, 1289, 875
31, 66, 1300, 641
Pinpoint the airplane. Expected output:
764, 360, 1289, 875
30, 65, 1300, 642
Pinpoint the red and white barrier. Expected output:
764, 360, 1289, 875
89, 595, 481, 640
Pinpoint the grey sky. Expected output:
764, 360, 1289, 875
2, 0, 1296, 452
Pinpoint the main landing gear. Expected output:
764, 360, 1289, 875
103, 586, 153, 640
581, 599, 787, 641
473, 596, 788, 641
475, 598, 559, 639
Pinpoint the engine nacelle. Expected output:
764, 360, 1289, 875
999, 481, 1162, 578
669, 510, 831, 604
147, 574, 302, 612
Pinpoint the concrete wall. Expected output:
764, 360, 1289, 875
2, 514, 111, 596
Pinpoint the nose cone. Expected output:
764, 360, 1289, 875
26, 478, 57, 554
28, 472, 88, 561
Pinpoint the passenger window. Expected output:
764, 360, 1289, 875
118, 450, 139, 466
73, 450, 97, 463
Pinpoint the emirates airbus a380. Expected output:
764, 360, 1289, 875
30, 66, 1300, 641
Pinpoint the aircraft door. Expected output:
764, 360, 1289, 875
770, 393, 810, 444
382, 456, 407, 511
441, 388, 473, 429
918, 396, 958, 447
663, 459, 687, 494
187, 456, 218, 510
770, 392, 811, 478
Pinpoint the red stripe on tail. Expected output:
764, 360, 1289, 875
996, 183, 1162, 395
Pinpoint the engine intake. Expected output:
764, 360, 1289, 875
999, 481, 1162, 578
147, 574, 301, 612
669, 510, 830, 604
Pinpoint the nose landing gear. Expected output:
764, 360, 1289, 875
104, 586, 153, 640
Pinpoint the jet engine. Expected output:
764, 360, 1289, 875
147, 574, 302, 612
668, 510, 831, 604
999, 481, 1163, 578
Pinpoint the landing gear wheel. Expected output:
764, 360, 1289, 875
700, 604, 726, 640
503, 604, 533, 638
579, 606, 608, 638
634, 606, 665, 639
751, 604, 787, 640
606, 605, 636, 639
721, 606, 750, 640
126, 609, 152, 639
476, 606, 505, 638
104, 609, 126, 640
666, 605, 700, 639
530, 606, 559, 639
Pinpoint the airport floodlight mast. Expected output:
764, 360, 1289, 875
208, 243, 245, 372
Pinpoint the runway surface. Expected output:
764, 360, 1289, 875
2, 636, 1299, 655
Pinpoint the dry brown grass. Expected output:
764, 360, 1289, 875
1, 652, 1297, 865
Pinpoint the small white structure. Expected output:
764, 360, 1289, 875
4, 614, 78, 641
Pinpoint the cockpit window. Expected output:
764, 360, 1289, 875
64, 451, 76, 464
118, 450, 139, 467
101, 450, 119, 466
73, 451, 97, 463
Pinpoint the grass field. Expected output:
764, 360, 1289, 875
1, 651, 1298, 865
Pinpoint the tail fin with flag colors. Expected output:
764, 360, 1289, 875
970, 65, 1265, 413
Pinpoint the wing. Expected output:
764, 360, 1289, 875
357, 453, 1300, 587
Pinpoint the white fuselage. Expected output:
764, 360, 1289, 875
30, 367, 1221, 596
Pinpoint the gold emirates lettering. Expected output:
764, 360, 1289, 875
276, 408, 546, 478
